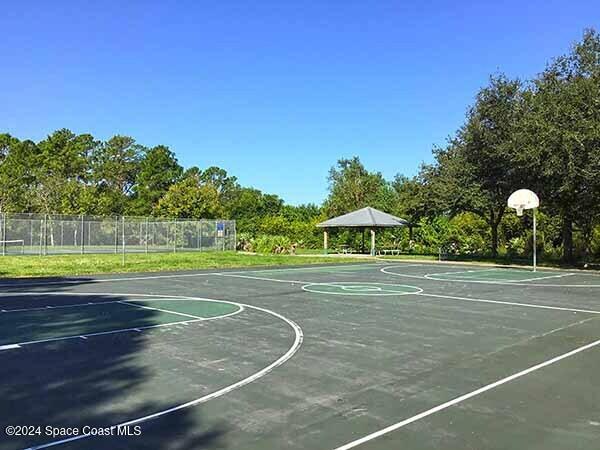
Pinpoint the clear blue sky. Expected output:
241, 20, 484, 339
1, 1, 598, 205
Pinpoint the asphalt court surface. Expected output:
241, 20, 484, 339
1, 261, 599, 450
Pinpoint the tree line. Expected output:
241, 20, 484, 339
324, 29, 600, 264
1, 29, 598, 262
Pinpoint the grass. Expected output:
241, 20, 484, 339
376, 254, 439, 261
0, 251, 371, 278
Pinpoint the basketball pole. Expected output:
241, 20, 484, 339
533, 208, 537, 272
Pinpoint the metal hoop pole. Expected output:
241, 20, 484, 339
533, 208, 537, 272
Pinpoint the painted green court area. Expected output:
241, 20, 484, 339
425, 267, 573, 282
0, 299, 239, 348
1, 261, 599, 450
302, 282, 422, 295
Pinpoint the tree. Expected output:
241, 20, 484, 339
33, 129, 98, 213
154, 175, 223, 219
324, 157, 389, 217
199, 166, 238, 197
281, 204, 322, 222
226, 188, 283, 234
91, 135, 142, 195
444, 75, 526, 256
0, 135, 38, 212
522, 29, 600, 261
90, 135, 143, 215
131, 145, 183, 215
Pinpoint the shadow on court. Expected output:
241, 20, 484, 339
0, 287, 228, 450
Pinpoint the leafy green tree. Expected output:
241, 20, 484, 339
227, 188, 283, 234
324, 156, 389, 217
199, 166, 239, 197
281, 203, 322, 222
154, 175, 223, 219
521, 29, 600, 261
90, 135, 143, 214
259, 215, 291, 236
131, 145, 183, 215
33, 129, 98, 213
92, 135, 142, 195
425, 75, 526, 256
0, 135, 38, 212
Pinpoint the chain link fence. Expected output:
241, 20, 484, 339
0, 213, 236, 256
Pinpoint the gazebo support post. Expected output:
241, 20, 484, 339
361, 228, 365, 254
370, 228, 376, 256
323, 229, 328, 255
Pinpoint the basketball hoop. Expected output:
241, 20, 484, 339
507, 189, 540, 272
508, 189, 539, 213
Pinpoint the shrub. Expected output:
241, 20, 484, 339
254, 235, 292, 254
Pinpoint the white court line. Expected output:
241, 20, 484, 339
0, 272, 216, 288
425, 270, 575, 283
416, 292, 600, 315
0, 298, 244, 319
332, 337, 600, 450
425, 268, 499, 277
3, 317, 206, 348
215, 272, 311, 284
0, 263, 380, 288
381, 265, 600, 288
516, 273, 575, 282
373, 259, 426, 268
302, 282, 423, 296
215, 273, 425, 298
118, 300, 204, 320
24, 292, 304, 450
225, 263, 380, 274
0, 344, 21, 350
0, 296, 244, 349
0, 299, 130, 313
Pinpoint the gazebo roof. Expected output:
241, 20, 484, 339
317, 207, 408, 228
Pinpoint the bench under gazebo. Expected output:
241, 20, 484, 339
316, 207, 408, 256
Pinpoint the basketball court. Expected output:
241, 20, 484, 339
1, 261, 599, 449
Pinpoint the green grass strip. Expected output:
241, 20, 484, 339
0, 251, 370, 278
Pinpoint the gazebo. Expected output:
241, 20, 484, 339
317, 207, 408, 256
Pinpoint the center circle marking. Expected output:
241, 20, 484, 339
301, 282, 423, 296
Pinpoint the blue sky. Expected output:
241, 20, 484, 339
1, 1, 598, 205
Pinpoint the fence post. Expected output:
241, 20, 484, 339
166, 224, 169, 252
173, 221, 177, 253
113, 217, 118, 253
2, 213, 6, 256
145, 218, 149, 254
122, 216, 125, 266
196, 221, 200, 250
233, 221, 236, 252
39, 217, 43, 256
44, 214, 48, 256
81, 215, 85, 254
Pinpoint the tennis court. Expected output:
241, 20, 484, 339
1, 261, 599, 450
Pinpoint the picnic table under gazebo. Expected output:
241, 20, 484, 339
316, 206, 408, 256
